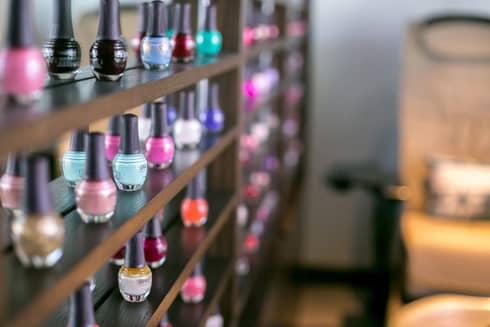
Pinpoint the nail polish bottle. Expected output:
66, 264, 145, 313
67, 282, 99, 327
11, 156, 64, 268
113, 114, 148, 191
206, 307, 224, 327
0, 0, 47, 103
166, 4, 177, 39
0, 153, 25, 214
144, 215, 167, 268
196, 5, 222, 57
244, 232, 259, 254
76, 132, 117, 223
139, 103, 152, 143
145, 101, 175, 169
181, 261, 206, 303
243, 10, 254, 47
131, 1, 149, 59
62, 129, 88, 187
105, 115, 121, 162
200, 83, 224, 133
90, 0, 128, 81
236, 203, 248, 227
171, 4, 196, 63
42, 0, 81, 80
110, 245, 125, 266
181, 177, 208, 227
141, 0, 172, 70
119, 232, 152, 302
167, 94, 178, 128
173, 91, 202, 149
159, 313, 173, 327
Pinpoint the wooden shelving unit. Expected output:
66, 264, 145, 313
0, 0, 309, 326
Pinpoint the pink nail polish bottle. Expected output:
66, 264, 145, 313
145, 101, 175, 169
76, 132, 117, 224
0, 0, 47, 104
0, 153, 25, 214
105, 116, 121, 162
181, 261, 206, 303
144, 214, 167, 268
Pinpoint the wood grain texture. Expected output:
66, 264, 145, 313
400, 24, 490, 210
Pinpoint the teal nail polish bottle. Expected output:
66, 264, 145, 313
166, 3, 176, 39
113, 114, 148, 191
196, 5, 222, 57
62, 129, 88, 187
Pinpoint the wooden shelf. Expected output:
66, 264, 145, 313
0, 130, 238, 327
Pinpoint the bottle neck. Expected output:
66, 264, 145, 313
6, 0, 34, 47
96, 0, 121, 41
51, 0, 75, 39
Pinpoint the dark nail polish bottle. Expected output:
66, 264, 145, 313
171, 4, 195, 63
67, 282, 99, 327
144, 215, 167, 268
131, 1, 149, 59
90, 0, 128, 81
42, 0, 81, 80
0, 0, 47, 104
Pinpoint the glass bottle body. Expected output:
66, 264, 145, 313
118, 265, 152, 302
62, 150, 86, 187
42, 38, 81, 80
140, 36, 173, 70
173, 119, 202, 150
181, 198, 208, 227
180, 274, 206, 303
200, 108, 224, 133
75, 179, 117, 223
144, 236, 167, 268
145, 136, 175, 169
0, 174, 23, 213
112, 153, 148, 191
196, 30, 222, 57
172, 33, 195, 63
89, 39, 128, 81
105, 135, 120, 162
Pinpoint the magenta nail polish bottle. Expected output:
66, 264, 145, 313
67, 282, 99, 327
105, 115, 121, 162
145, 101, 175, 169
0, 153, 25, 214
144, 215, 167, 268
76, 132, 117, 224
181, 261, 206, 303
0, 0, 47, 104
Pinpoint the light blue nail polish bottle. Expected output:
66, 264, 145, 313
62, 129, 88, 187
140, 1, 172, 70
113, 114, 148, 191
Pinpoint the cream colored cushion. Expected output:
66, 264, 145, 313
402, 211, 490, 296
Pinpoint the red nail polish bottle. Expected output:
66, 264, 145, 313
131, 2, 149, 59
171, 4, 195, 63
144, 214, 167, 268
181, 177, 208, 227
0, 153, 25, 214
67, 281, 99, 327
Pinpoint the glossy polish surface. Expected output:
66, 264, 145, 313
180, 275, 206, 303
90, 40, 127, 81
181, 198, 208, 227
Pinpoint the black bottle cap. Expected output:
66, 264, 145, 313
170, 3, 180, 31
176, 3, 191, 34
5, 153, 24, 177
148, 1, 167, 37
68, 282, 96, 327
6, 0, 34, 47
150, 101, 170, 137
51, 0, 75, 39
142, 102, 152, 119
204, 5, 217, 31
190, 261, 203, 277
108, 115, 121, 136
120, 114, 141, 154
86, 132, 110, 181
125, 232, 146, 268
208, 83, 220, 110
137, 2, 150, 34
186, 176, 202, 199
96, 0, 122, 41
145, 215, 162, 238
23, 155, 53, 215
69, 129, 88, 152
180, 90, 196, 120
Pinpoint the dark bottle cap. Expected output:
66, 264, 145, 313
51, 0, 75, 39
23, 155, 53, 215
86, 132, 110, 181
176, 3, 191, 34
68, 282, 96, 327
148, 1, 167, 37
6, 0, 34, 47
190, 261, 203, 277
69, 129, 88, 152
150, 101, 170, 137
208, 83, 220, 110
142, 102, 152, 119
108, 115, 121, 136
204, 5, 217, 31
186, 176, 202, 199
145, 215, 162, 238
119, 114, 141, 154
170, 3, 180, 32
137, 2, 150, 34
125, 232, 146, 268
179, 90, 196, 120
96, 0, 122, 41
5, 153, 24, 177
